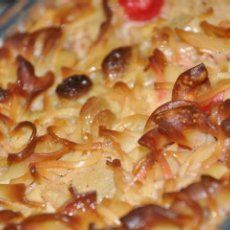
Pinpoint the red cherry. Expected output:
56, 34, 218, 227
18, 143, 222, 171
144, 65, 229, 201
119, 0, 164, 21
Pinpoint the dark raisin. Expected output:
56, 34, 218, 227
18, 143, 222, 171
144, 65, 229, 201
56, 75, 92, 99
221, 118, 230, 137
0, 88, 10, 103
102, 46, 131, 81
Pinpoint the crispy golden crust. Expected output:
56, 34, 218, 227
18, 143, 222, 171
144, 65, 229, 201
0, 0, 229, 229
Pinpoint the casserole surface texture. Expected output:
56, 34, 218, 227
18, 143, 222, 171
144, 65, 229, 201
0, 0, 229, 229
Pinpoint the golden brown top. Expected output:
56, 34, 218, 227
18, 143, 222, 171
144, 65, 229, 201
0, 0, 229, 229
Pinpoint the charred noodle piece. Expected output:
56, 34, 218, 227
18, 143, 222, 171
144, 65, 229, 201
5, 27, 62, 57
7, 121, 37, 164
60, 187, 97, 216
138, 128, 172, 151
106, 158, 121, 168
120, 204, 189, 229
200, 21, 230, 38
148, 48, 167, 81
102, 46, 132, 81
14, 55, 54, 107
47, 126, 77, 149
147, 48, 168, 100
148, 100, 217, 145
139, 100, 217, 180
165, 176, 221, 226
132, 153, 154, 182
96, 0, 113, 43
56, 75, 93, 99
118, 176, 225, 230
172, 63, 211, 101
28, 135, 70, 163
144, 101, 194, 136
137, 128, 174, 179
137, 138, 173, 181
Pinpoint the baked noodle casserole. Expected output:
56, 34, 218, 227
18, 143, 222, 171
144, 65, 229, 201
0, 0, 229, 229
